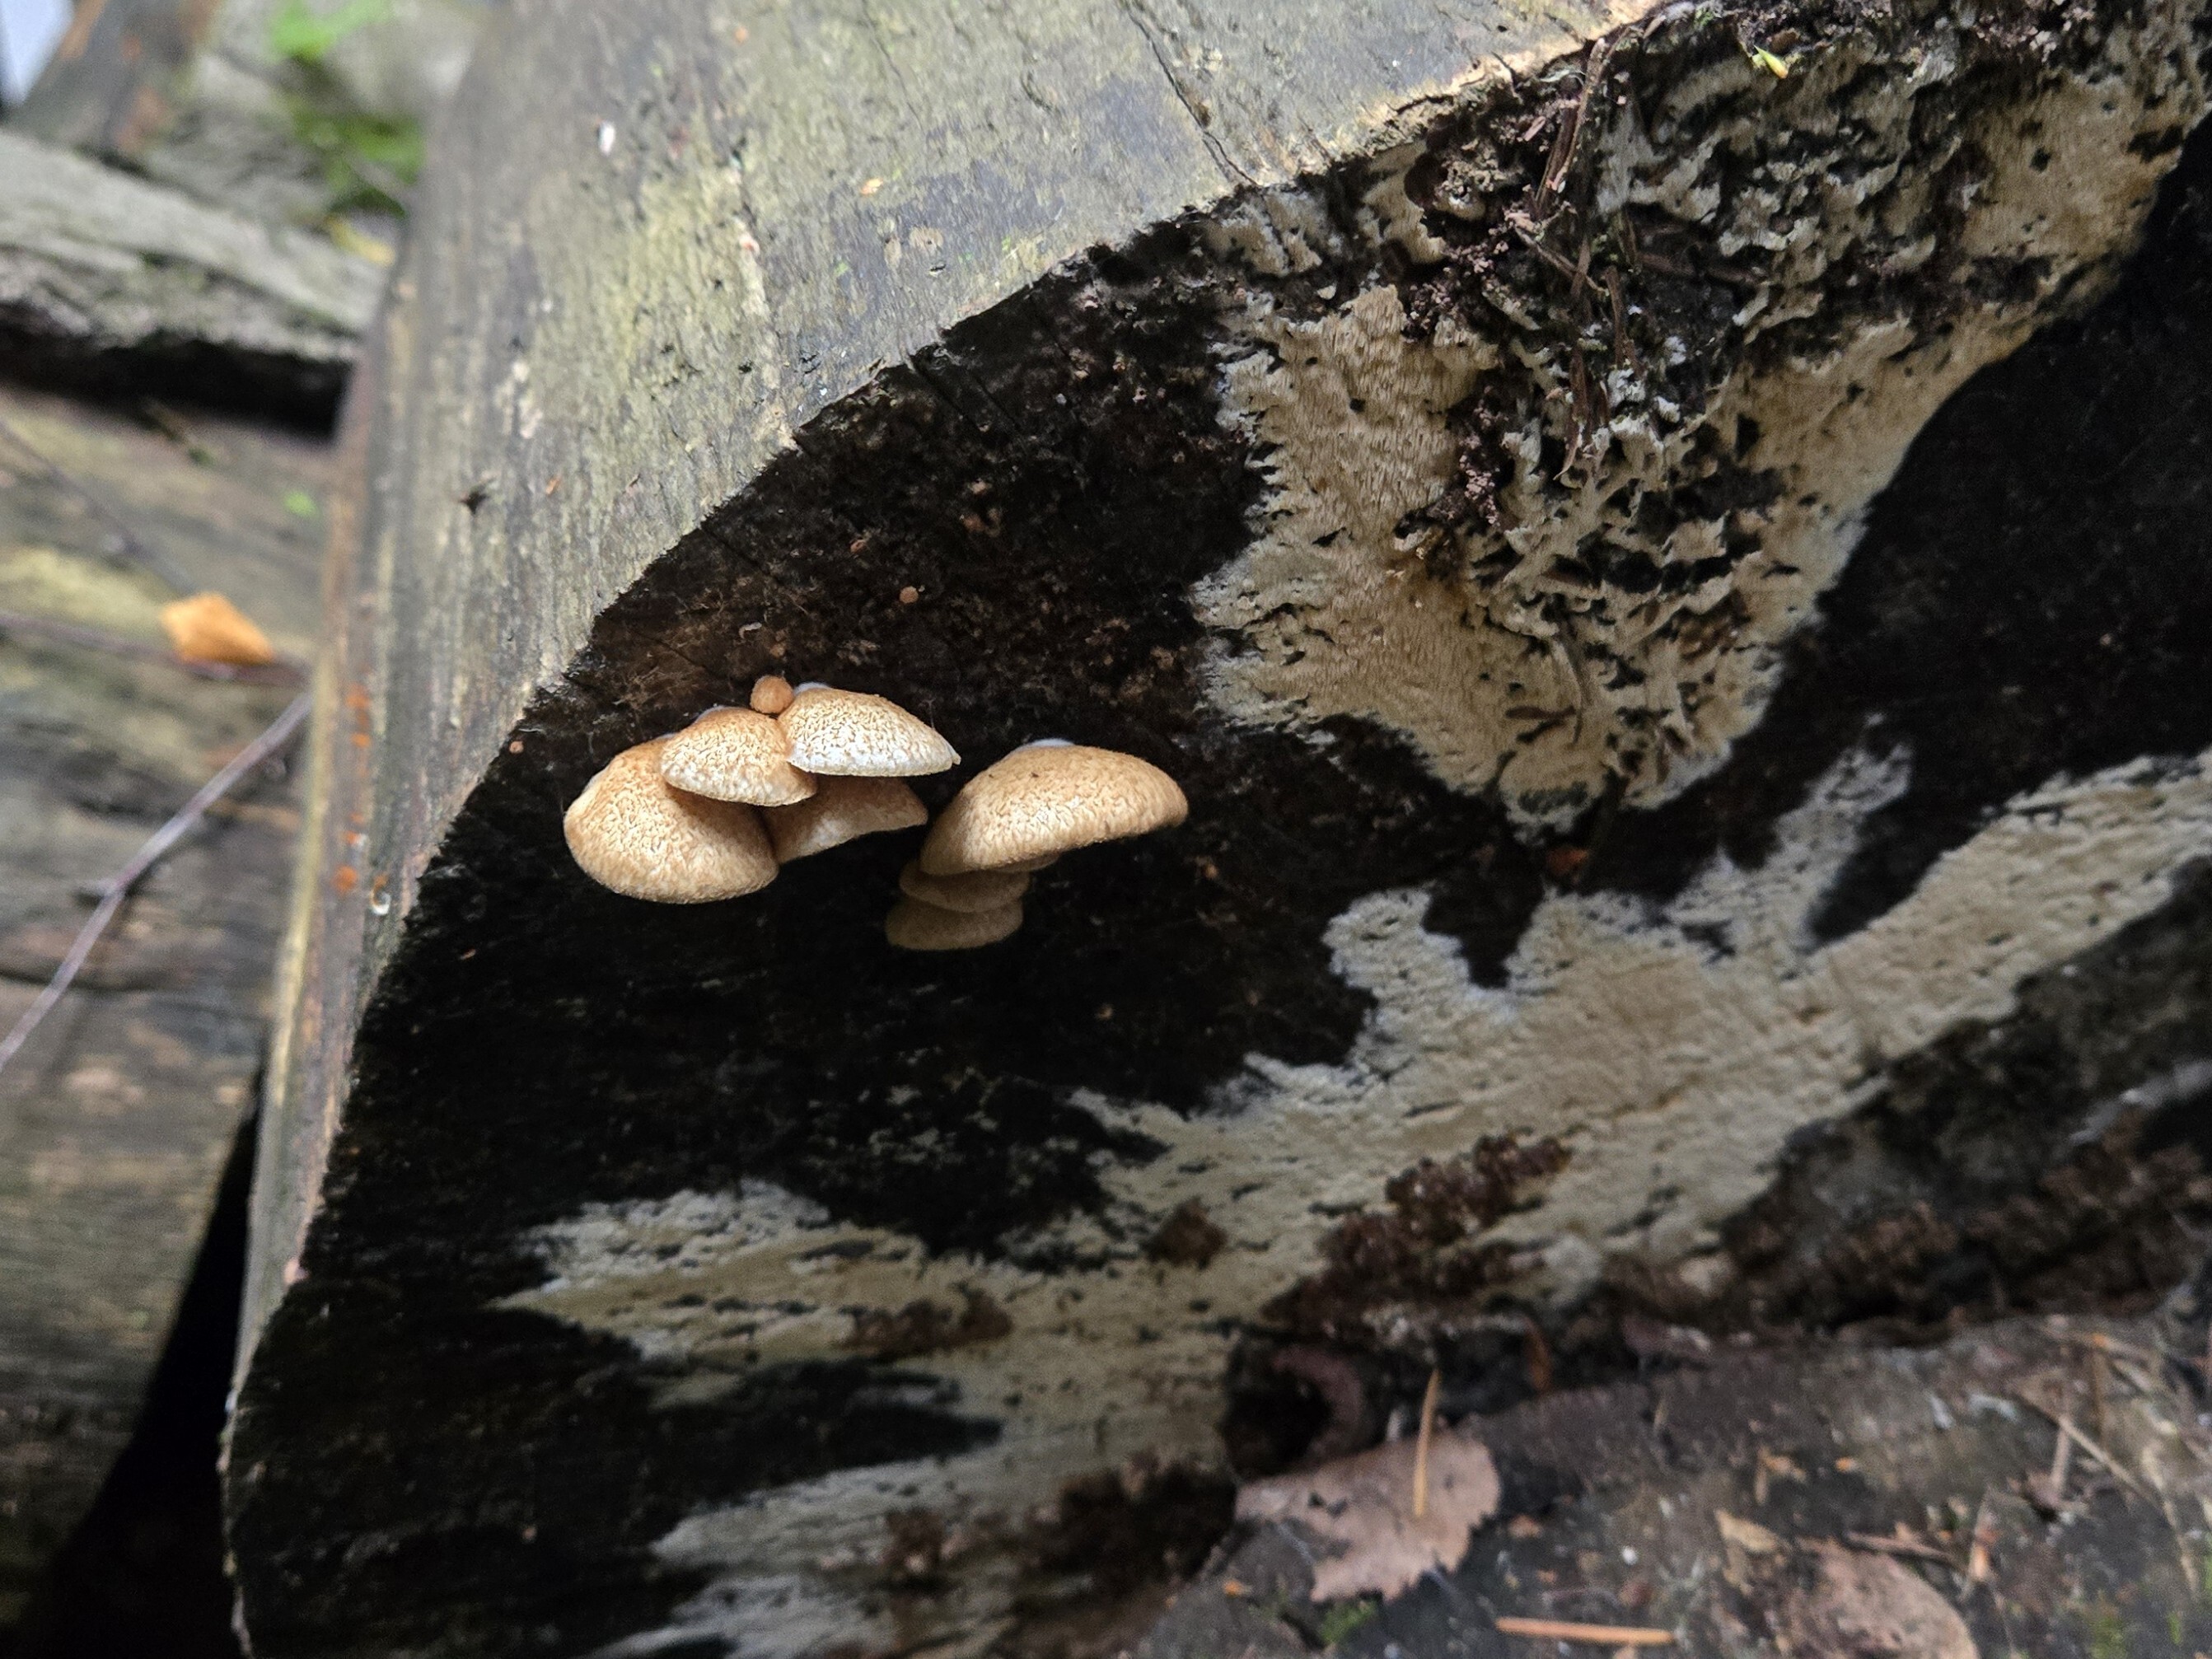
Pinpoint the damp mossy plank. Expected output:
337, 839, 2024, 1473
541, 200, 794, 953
0, 382, 328, 1623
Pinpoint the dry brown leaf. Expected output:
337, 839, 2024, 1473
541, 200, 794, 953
161, 591, 275, 666
1784, 1545, 1976, 1659
1235, 1430, 1499, 1602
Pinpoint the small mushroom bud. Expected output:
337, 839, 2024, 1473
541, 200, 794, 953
779, 686, 959, 776
749, 675, 795, 715
763, 775, 927, 862
885, 896, 1022, 951
898, 861, 1031, 914
564, 739, 778, 902
659, 707, 816, 806
919, 744, 1186, 876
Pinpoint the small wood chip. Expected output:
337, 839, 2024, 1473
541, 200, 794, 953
1495, 1616, 1672, 1646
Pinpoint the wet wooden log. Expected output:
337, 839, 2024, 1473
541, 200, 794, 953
228, 0, 2212, 1652
0, 130, 382, 425
0, 381, 328, 1624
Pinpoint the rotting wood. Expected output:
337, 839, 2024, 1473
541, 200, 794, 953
0, 130, 382, 424
229, 0, 2212, 1652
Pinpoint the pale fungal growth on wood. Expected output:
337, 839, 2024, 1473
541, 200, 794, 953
883, 895, 1023, 951
778, 685, 958, 776
918, 741, 1186, 876
564, 740, 779, 903
762, 774, 928, 863
896, 861, 1031, 914
658, 707, 816, 806
747, 674, 794, 715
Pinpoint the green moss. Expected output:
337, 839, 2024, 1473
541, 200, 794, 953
268, 0, 423, 217
1318, 1598, 1378, 1647
2082, 1599, 2128, 1659
269, 0, 389, 66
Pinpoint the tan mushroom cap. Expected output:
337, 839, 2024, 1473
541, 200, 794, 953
779, 686, 959, 776
919, 743, 1186, 876
885, 896, 1022, 951
763, 774, 927, 862
749, 675, 795, 715
564, 739, 778, 902
898, 861, 1031, 914
659, 707, 816, 806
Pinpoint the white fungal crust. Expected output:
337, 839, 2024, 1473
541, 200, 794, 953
883, 896, 1023, 950
897, 862, 1031, 914
659, 708, 816, 806
761, 774, 928, 862
778, 687, 959, 776
563, 741, 778, 902
918, 744, 1187, 876
1194, 16, 2205, 831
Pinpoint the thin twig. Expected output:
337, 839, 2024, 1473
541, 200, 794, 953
1844, 1530, 1953, 1565
0, 411, 196, 591
0, 692, 311, 1078
2017, 1395, 2151, 1502
1494, 1616, 1672, 1646
1413, 1367, 1441, 1520
0, 608, 303, 685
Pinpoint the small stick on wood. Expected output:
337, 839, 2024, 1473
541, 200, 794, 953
2017, 1395, 2151, 1502
1494, 1616, 1672, 1646
0, 411, 196, 591
2091, 1334, 2111, 1445
2055, 1415, 2151, 1501
0, 691, 311, 1078
1412, 1367, 1441, 1520
1844, 1530, 1952, 1564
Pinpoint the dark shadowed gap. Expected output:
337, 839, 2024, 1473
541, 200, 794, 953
2, 1115, 254, 1659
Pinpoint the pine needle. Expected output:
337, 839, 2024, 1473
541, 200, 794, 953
1412, 1367, 1441, 1520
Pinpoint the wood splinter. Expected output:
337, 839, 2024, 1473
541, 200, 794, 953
1494, 1615, 1674, 1646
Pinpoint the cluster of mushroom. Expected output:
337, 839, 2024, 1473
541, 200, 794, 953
562, 676, 1186, 951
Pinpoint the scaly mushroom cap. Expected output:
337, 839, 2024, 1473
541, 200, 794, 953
659, 707, 816, 806
779, 687, 959, 776
749, 675, 795, 715
898, 861, 1031, 914
564, 740, 778, 902
918, 744, 1186, 876
885, 896, 1022, 951
763, 775, 927, 862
